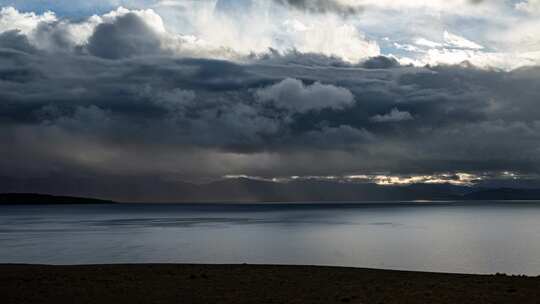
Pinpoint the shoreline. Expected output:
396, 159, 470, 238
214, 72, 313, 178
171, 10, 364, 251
1, 264, 539, 303
4, 200, 540, 205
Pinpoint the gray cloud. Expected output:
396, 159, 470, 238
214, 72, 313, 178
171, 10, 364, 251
1, 7, 540, 197
0, 30, 37, 54
255, 78, 355, 113
273, 0, 484, 15
370, 108, 413, 123
361, 56, 400, 69
273, 0, 363, 15
87, 12, 164, 59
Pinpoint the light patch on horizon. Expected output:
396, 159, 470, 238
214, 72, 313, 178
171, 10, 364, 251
223, 173, 484, 186
370, 173, 481, 186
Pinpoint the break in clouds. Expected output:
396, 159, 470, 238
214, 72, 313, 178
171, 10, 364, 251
2, 1, 540, 197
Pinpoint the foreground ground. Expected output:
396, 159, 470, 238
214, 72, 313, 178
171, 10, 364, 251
1, 264, 539, 304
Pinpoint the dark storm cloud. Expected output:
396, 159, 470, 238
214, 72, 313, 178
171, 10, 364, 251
273, 0, 363, 15
361, 56, 400, 69
1, 9, 540, 192
273, 0, 484, 15
254, 50, 400, 69
0, 30, 38, 54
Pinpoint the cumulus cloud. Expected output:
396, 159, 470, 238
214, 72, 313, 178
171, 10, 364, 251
1, 4, 540, 197
0, 5, 382, 63
0, 0, 530, 68
87, 12, 164, 58
0, 6, 56, 34
370, 108, 413, 123
2, 44, 540, 181
255, 78, 355, 113
279, 18, 380, 62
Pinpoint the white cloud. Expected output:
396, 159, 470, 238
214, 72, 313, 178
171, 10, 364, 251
443, 31, 483, 50
0, 6, 56, 34
415, 47, 540, 70
0, 6, 239, 58
100, 6, 167, 33
172, 2, 380, 62
393, 29, 540, 70
414, 37, 443, 48
280, 18, 380, 62
1, 1, 539, 69
515, 0, 540, 14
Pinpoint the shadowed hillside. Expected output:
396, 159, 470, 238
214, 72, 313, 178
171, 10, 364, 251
0, 193, 116, 205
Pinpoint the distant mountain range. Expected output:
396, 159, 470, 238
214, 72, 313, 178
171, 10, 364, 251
3, 179, 540, 203
461, 188, 540, 201
169, 179, 540, 202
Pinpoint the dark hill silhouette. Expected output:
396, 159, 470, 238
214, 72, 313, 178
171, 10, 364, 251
462, 188, 540, 200
0, 193, 116, 205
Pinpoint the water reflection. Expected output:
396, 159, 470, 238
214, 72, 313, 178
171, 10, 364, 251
1, 202, 540, 275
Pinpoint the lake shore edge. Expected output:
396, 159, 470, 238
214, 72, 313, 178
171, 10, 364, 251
2, 264, 539, 303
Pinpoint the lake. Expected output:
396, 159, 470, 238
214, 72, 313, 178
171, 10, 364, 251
2, 202, 540, 275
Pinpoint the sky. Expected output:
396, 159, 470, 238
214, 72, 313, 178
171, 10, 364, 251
1, 0, 540, 197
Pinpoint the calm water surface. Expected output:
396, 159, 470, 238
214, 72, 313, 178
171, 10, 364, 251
2, 202, 540, 275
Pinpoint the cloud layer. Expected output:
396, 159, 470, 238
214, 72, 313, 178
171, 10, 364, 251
1, 4, 540, 198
